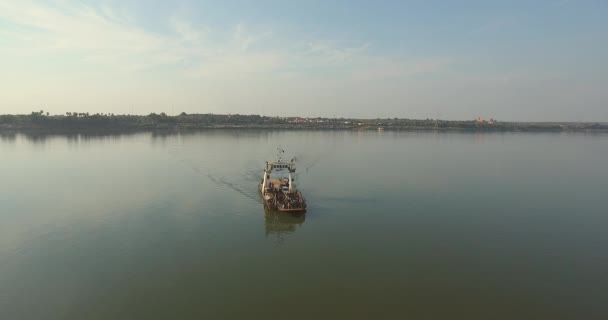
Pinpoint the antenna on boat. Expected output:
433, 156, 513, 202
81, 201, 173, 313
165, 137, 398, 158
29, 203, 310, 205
277, 146, 285, 162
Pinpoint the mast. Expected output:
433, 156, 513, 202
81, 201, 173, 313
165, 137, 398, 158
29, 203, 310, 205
288, 158, 295, 192
288, 173, 293, 192
263, 161, 268, 189
277, 146, 284, 162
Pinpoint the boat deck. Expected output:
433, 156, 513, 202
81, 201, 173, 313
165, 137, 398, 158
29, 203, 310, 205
267, 178, 284, 190
260, 178, 306, 212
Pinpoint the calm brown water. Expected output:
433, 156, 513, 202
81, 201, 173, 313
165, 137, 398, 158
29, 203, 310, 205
1, 130, 607, 319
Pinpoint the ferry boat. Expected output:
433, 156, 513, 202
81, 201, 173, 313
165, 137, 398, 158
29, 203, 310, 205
260, 148, 307, 212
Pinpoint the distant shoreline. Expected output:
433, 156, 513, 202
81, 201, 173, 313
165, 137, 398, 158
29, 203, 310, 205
3, 125, 608, 134
1, 113, 607, 134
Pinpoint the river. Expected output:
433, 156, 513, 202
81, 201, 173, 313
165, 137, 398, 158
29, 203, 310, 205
1, 130, 607, 319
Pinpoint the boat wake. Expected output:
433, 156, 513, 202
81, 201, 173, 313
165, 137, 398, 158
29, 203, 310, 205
206, 173, 263, 204
171, 153, 263, 204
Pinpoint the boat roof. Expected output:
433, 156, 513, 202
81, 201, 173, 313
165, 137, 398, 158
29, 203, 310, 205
267, 160, 291, 165
265, 159, 296, 173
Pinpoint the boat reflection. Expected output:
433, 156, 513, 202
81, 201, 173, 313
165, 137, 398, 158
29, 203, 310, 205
264, 208, 305, 241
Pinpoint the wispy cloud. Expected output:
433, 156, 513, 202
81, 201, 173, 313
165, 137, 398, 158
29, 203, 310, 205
0, 1, 452, 117
0, 1, 445, 78
232, 23, 272, 51
302, 41, 371, 62
0, 1, 172, 71
169, 16, 207, 46
0, 1, 261, 73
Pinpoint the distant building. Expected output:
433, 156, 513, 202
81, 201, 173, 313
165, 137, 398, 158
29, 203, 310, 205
476, 117, 496, 124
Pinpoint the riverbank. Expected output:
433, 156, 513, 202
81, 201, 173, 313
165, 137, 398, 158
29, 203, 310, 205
1, 113, 607, 133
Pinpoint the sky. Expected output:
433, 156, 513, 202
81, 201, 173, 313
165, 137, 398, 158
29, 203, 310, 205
0, 0, 606, 121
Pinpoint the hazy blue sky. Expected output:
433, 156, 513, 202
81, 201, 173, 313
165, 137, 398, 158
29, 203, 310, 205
1, 0, 606, 120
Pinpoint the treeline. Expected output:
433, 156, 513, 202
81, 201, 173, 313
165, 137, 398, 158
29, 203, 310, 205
1, 111, 607, 132
0, 111, 290, 131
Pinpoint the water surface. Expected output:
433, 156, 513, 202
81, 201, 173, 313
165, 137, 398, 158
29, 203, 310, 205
1, 130, 607, 319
